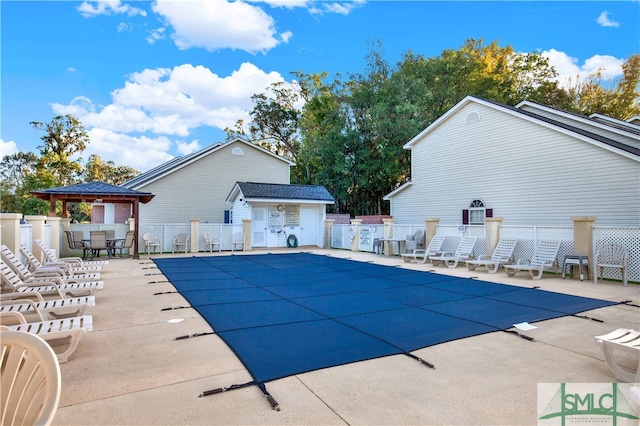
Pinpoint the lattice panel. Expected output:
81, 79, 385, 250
594, 226, 640, 283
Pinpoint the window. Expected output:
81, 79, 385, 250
462, 199, 492, 225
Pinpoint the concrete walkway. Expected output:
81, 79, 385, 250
52, 248, 640, 425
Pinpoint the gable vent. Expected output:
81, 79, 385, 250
465, 111, 480, 125
231, 147, 244, 155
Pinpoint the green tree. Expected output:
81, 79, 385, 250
30, 114, 89, 187
84, 154, 139, 185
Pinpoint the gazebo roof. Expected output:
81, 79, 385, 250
31, 182, 155, 204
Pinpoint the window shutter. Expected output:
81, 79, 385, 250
462, 209, 469, 225
224, 210, 231, 224
486, 208, 493, 218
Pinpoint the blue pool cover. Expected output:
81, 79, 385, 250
153, 253, 616, 384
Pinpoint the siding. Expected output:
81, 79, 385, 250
137, 141, 291, 223
392, 102, 640, 226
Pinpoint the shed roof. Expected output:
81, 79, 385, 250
226, 182, 334, 204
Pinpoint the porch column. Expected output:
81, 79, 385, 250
425, 218, 440, 246
25, 215, 47, 261
0, 213, 22, 258
484, 217, 503, 257
242, 219, 252, 251
350, 219, 362, 252
572, 216, 596, 263
190, 218, 199, 253
324, 219, 335, 249
46, 216, 62, 259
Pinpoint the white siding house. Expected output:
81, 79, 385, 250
226, 182, 334, 248
384, 96, 640, 226
121, 138, 294, 224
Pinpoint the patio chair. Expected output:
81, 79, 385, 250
404, 229, 426, 253
89, 231, 108, 260
429, 236, 478, 268
503, 240, 562, 280
465, 238, 518, 273
203, 232, 221, 252
172, 233, 189, 254
593, 243, 629, 286
1, 245, 100, 283
0, 310, 92, 363
0, 258, 103, 299
401, 235, 445, 264
69, 230, 91, 259
112, 231, 135, 257
1, 293, 95, 320
1, 330, 61, 425
594, 328, 640, 383
143, 233, 161, 255
231, 232, 246, 252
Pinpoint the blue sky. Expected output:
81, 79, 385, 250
2, 1, 638, 172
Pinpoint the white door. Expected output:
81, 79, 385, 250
252, 207, 267, 247
299, 206, 317, 246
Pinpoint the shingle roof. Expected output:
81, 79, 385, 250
32, 182, 155, 203
235, 182, 334, 202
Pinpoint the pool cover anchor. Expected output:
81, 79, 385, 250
405, 352, 435, 369
199, 381, 281, 411
175, 332, 214, 340
504, 329, 534, 341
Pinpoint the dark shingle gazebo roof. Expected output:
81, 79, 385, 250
31, 181, 155, 204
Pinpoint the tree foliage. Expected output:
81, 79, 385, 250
235, 38, 637, 216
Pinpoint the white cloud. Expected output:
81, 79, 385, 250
176, 140, 201, 155
309, 0, 365, 15
50, 62, 290, 171
77, 0, 146, 18
1, 139, 19, 157
596, 11, 620, 28
151, 0, 287, 53
541, 49, 624, 88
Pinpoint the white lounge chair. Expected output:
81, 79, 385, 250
0, 259, 103, 299
503, 240, 561, 280
593, 243, 629, 286
466, 238, 518, 273
429, 237, 478, 268
1, 293, 95, 320
0, 330, 61, 425
143, 233, 162, 255
34, 239, 108, 268
232, 233, 246, 252
401, 235, 445, 264
1, 245, 100, 282
23, 243, 103, 274
0, 311, 92, 363
203, 232, 221, 252
595, 328, 640, 383
172, 233, 189, 254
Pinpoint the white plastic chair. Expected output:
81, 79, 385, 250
1, 330, 61, 425
594, 243, 629, 286
172, 233, 189, 254
143, 233, 161, 255
203, 232, 221, 252
231, 233, 246, 252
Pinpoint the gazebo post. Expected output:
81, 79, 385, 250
132, 198, 140, 260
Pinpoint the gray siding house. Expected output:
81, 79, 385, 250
121, 138, 294, 224
384, 96, 640, 226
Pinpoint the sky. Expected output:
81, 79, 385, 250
1, 0, 639, 173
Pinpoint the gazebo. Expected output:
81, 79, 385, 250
31, 182, 155, 259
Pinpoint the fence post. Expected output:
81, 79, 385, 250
46, 216, 62, 259
60, 217, 71, 257
485, 217, 503, 257
0, 213, 22, 257
324, 219, 335, 249
350, 219, 362, 252
190, 218, 199, 253
572, 216, 596, 264
382, 218, 396, 255
425, 218, 440, 245
242, 219, 252, 251
24, 215, 47, 261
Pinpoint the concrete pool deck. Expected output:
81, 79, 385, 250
51, 248, 640, 425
